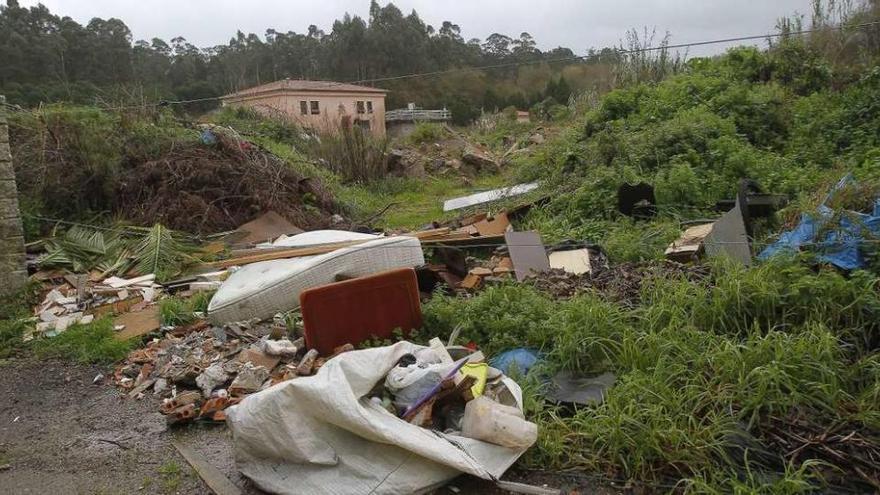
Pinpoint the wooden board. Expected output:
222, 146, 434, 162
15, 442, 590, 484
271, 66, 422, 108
232, 211, 302, 246
201, 233, 507, 269
114, 306, 161, 341
171, 440, 242, 495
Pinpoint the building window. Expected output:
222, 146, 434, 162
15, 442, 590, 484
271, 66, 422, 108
366, 101, 373, 114
299, 101, 308, 115
356, 101, 366, 114
310, 101, 320, 115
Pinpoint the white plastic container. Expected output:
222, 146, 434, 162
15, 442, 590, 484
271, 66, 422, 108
461, 396, 537, 449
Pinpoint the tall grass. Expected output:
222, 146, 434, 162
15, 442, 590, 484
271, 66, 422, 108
421, 256, 880, 490
308, 124, 389, 182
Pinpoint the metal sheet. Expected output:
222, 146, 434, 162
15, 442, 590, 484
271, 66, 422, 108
504, 231, 550, 281
443, 182, 539, 212
705, 202, 752, 265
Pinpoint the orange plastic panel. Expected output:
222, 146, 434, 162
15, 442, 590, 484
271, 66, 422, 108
300, 268, 422, 355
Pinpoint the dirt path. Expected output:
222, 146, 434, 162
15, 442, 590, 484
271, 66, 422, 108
0, 356, 615, 495
0, 356, 258, 495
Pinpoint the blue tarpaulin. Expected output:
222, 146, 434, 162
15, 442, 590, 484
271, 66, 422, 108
758, 175, 880, 270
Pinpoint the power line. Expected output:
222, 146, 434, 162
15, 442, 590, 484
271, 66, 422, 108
349, 20, 880, 84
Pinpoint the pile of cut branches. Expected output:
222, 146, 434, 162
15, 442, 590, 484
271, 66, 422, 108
117, 131, 338, 233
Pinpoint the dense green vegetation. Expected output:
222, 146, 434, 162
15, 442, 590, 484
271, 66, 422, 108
424, 257, 880, 491
419, 4, 880, 491
516, 26, 880, 262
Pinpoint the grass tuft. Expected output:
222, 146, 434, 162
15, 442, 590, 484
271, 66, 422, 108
33, 318, 132, 364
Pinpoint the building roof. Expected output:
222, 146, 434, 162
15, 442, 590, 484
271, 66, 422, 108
221, 79, 388, 99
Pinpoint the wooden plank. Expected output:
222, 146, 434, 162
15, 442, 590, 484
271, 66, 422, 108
422, 233, 506, 247
495, 480, 562, 495
203, 233, 506, 269
202, 240, 367, 269
171, 440, 242, 495
127, 378, 156, 398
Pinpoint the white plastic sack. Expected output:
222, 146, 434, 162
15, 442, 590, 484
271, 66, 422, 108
226, 341, 532, 495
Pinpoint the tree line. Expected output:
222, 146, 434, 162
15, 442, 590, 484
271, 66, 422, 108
0, 0, 622, 122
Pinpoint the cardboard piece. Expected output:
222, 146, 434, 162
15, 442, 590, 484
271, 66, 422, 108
233, 211, 303, 246
665, 223, 714, 261
473, 212, 510, 236
548, 249, 591, 275
504, 231, 550, 281
114, 306, 161, 341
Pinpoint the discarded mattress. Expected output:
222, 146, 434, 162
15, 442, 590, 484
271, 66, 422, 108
207, 236, 424, 324
226, 341, 530, 495
268, 229, 380, 249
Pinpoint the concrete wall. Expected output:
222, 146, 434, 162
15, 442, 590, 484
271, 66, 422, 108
223, 90, 387, 136
0, 96, 27, 296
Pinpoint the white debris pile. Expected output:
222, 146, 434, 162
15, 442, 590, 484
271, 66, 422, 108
30, 272, 162, 339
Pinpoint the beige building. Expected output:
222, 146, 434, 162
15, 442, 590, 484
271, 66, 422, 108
220, 79, 388, 136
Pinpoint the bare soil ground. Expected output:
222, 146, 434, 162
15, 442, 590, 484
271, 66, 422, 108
0, 356, 617, 495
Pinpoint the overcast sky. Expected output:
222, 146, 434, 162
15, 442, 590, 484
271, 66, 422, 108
19, 0, 816, 57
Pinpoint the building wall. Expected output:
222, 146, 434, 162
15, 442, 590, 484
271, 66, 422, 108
223, 90, 387, 136
0, 96, 27, 296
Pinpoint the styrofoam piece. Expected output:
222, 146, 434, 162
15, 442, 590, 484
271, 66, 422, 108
207, 236, 425, 324
269, 229, 381, 249
548, 249, 591, 275
443, 182, 539, 212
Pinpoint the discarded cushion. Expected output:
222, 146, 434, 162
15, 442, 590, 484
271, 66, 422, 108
225, 342, 530, 495
207, 236, 424, 324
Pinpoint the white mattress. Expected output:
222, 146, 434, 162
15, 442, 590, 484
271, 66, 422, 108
208, 236, 424, 324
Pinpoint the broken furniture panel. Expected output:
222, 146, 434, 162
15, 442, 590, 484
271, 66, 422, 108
704, 200, 752, 266
300, 268, 422, 355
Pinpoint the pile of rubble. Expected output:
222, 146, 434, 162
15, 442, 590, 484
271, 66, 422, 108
30, 272, 161, 340
113, 317, 356, 424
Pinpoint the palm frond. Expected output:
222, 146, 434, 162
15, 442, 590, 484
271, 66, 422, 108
130, 224, 194, 279
38, 223, 195, 280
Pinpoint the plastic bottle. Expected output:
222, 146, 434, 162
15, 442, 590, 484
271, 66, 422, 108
461, 396, 537, 449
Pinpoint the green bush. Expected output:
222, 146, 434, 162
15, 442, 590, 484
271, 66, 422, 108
407, 123, 446, 145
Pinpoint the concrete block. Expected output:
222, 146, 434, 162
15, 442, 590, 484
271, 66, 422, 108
0, 178, 18, 198
0, 161, 14, 180
0, 199, 21, 222
0, 216, 25, 239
